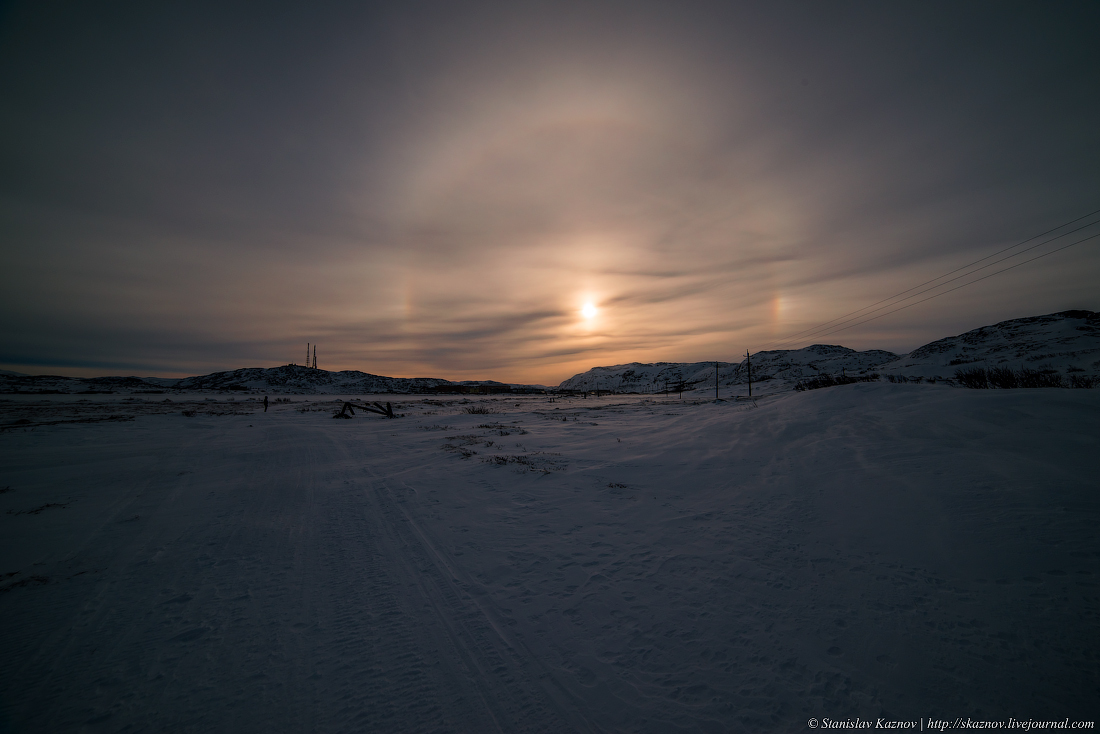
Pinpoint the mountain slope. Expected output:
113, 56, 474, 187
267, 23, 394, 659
557, 345, 898, 394
883, 310, 1100, 378
557, 310, 1099, 392
174, 365, 454, 394
0, 364, 546, 395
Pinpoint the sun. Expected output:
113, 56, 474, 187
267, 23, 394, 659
581, 302, 598, 319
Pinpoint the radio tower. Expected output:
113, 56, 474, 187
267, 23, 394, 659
312, 345, 317, 370
306, 343, 309, 368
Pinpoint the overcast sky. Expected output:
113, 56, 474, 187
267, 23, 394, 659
2, 1, 1098, 383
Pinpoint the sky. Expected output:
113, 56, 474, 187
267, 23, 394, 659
1, 1, 1099, 385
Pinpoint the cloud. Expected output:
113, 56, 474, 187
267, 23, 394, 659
1, 2, 1099, 381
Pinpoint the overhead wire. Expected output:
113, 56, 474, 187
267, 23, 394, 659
760, 207, 1100, 352
787, 230, 1100, 341
767, 217, 1100, 349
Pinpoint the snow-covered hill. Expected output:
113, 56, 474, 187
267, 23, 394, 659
3, 310, 1096, 395
558, 345, 898, 395
558, 310, 1099, 393
557, 361, 716, 394
0, 364, 543, 395
175, 366, 548, 394
0, 374, 182, 395
741, 344, 898, 385
174, 364, 453, 394
882, 309, 1100, 379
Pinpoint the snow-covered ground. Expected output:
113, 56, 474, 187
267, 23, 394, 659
1, 385, 1097, 732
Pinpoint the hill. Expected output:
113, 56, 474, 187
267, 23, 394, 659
0, 365, 542, 395
558, 310, 1099, 393
556, 345, 898, 395
174, 364, 453, 394
881, 309, 1100, 379
3, 310, 1096, 395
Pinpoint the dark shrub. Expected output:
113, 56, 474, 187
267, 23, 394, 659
988, 367, 1019, 389
1017, 368, 1063, 388
794, 373, 879, 392
957, 366, 1076, 389
954, 368, 988, 389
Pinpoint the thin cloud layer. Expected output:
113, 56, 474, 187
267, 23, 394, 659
1, 2, 1098, 383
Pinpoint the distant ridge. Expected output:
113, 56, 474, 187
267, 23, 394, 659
558, 310, 1099, 393
0, 364, 544, 395
176, 364, 452, 393
2, 310, 1096, 395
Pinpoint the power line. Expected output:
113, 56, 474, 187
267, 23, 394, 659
777, 230, 1100, 344
764, 208, 1100, 349
763, 207, 1100, 351
768, 217, 1100, 349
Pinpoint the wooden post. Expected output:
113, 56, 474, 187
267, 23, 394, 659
746, 349, 752, 398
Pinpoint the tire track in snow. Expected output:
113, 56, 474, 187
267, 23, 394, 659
361, 467, 592, 734
1, 418, 534, 732
297, 453, 506, 734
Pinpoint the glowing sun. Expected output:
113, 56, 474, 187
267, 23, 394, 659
581, 302, 598, 319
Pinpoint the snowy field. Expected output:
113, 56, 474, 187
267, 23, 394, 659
1, 386, 1098, 732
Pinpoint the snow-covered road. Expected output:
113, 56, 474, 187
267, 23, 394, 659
1, 386, 1098, 732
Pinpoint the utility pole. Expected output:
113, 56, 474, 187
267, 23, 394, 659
715, 361, 719, 400
746, 349, 752, 398
306, 343, 309, 368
